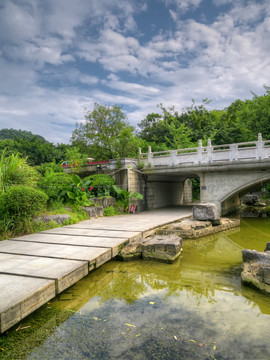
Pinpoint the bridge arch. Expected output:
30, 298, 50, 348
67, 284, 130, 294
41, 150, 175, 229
220, 175, 270, 214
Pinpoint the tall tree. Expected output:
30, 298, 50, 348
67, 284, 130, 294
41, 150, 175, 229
71, 103, 138, 160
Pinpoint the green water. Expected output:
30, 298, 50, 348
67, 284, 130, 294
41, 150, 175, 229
1, 218, 270, 360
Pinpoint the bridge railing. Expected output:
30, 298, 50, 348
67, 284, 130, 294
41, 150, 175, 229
139, 134, 270, 167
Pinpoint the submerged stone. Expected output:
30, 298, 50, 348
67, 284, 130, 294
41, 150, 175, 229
241, 248, 270, 294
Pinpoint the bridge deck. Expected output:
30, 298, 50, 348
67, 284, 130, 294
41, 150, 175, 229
0, 207, 192, 333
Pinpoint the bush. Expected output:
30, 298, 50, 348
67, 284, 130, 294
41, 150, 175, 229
83, 174, 115, 197
38, 172, 73, 204
0, 185, 48, 223
103, 206, 118, 216
0, 150, 39, 192
36, 161, 64, 176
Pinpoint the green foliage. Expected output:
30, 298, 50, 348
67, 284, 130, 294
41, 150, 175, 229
138, 88, 270, 150
112, 185, 143, 211
0, 130, 72, 166
83, 174, 115, 197
65, 147, 89, 172
38, 172, 73, 204
191, 178, 200, 201
0, 185, 48, 224
103, 206, 118, 216
0, 128, 47, 142
63, 174, 92, 206
71, 103, 139, 160
36, 160, 64, 176
0, 150, 39, 193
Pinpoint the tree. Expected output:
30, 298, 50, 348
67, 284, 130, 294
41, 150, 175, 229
71, 103, 138, 160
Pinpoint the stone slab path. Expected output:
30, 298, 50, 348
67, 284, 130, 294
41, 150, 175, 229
0, 206, 192, 333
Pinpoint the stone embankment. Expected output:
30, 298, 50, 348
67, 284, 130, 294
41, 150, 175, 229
157, 203, 240, 239
241, 243, 270, 294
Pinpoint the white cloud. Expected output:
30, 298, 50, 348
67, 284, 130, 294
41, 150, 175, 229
161, 0, 203, 13
0, 0, 270, 144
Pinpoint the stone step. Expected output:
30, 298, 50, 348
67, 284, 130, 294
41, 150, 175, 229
0, 240, 111, 270
0, 253, 88, 293
0, 274, 55, 333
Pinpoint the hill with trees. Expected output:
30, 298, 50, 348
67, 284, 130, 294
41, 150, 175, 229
0, 128, 47, 142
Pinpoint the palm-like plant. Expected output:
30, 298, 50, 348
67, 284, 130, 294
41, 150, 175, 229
0, 149, 39, 193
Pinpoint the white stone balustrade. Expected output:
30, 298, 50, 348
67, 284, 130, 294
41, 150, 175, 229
139, 134, 270, 167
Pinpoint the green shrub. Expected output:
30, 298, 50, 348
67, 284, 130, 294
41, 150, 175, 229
0, 185, 48, 223
0, 150, 39, 192
103, 206, 117, 216
38, 172, 73, 203
63, 173, 92, 206
36, 161, 64, 176
83, 174, 115, 197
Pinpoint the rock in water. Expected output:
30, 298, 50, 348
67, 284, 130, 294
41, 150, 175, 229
241, 249, 270, 294
118, 234, 182, 263
265, 242, 270, 251
142, 234, 182, 263
192, 203, 220, 225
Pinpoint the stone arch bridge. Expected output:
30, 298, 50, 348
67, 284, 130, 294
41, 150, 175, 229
126, 134, 270, 215
65, 134, 270, 215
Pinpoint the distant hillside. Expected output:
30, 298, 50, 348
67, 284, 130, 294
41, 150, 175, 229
0, 128, 48, 142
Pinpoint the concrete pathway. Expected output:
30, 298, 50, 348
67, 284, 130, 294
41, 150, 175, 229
0, 206, 192, 333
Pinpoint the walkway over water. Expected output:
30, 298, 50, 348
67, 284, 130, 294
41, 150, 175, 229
0, 207, 192, 333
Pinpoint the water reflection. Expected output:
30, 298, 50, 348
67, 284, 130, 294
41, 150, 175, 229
1, 219, 270, 360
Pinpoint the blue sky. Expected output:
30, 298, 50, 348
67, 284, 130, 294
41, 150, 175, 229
0, 0, 269, 144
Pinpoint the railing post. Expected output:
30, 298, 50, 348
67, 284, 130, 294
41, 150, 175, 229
196, 140, 203, 164
229, 143, 238, 161
256, 133, 265, 159
147, 145, 152, 165
206, 138, 212, 163
170, 150, 177, 166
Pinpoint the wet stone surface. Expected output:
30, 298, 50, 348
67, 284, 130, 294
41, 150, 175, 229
118, 234, 182, 263
241, 248, 270, 294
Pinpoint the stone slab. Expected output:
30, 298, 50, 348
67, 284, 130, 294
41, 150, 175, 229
0, 240, 111, 270
13, 233, 130, 258
42, 227, 140, 240
0, 253, 88, 294
0, 274, 55, 333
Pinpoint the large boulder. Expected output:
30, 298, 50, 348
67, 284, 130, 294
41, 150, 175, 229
118, 234, 182, 263
241, 249, 270, 294
193, 203, 220, 225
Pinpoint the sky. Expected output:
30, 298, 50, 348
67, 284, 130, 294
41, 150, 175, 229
0, 0, 269, 144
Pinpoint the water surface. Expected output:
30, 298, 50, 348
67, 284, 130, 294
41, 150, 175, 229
1, 218, 270, 360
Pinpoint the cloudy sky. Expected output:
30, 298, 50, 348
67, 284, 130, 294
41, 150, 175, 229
0, 0, 269, 144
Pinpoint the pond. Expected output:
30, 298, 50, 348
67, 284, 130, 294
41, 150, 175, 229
1, 218, 270, 360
